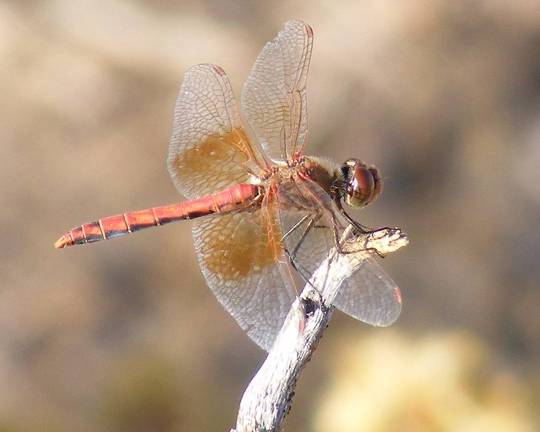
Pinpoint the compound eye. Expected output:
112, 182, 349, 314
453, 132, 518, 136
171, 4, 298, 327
369, 166, 382, 200
343, 162, 381, 207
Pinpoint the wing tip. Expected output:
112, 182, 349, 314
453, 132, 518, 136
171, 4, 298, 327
186, 63, 227, 77
393, 287, 402, 305
284, 19, 314, 37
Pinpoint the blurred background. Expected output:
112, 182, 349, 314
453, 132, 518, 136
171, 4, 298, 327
1, 0, 539, 431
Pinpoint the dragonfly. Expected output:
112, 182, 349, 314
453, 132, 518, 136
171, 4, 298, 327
55, 20, 402, 351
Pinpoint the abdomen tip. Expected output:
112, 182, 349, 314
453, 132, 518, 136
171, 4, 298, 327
54, 234, 72, 249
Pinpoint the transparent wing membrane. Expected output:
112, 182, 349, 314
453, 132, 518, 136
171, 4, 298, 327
168, 64, 264, 199
242, 20, 313, 162
278, 178, 402, 327
192, 205, 294, 351
333, 256, 402, 326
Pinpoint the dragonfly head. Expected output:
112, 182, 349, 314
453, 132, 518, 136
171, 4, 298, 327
339, 158, 382, 207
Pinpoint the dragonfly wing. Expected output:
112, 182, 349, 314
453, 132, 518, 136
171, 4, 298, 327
279, 207, 334, 281
282, 214, 402, 326
242, 20, 313, 162
277, 176, 343, 277
192, 205, 294, 351
168, 64, 264, 199
278, 180, 402, 327
333, 256, 402, 326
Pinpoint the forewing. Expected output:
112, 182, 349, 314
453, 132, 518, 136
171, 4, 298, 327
168, 64, 263, 199
192, 207, 295, 351
241, 20, 313, 162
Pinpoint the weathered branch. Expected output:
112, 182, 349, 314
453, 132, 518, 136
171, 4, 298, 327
231, 226, 409, 432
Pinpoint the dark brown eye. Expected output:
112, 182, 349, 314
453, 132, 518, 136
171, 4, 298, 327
341, 159, 382, 207
369, 166, 382, 199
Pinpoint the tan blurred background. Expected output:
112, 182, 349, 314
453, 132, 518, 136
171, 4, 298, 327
1, 1, 540, 431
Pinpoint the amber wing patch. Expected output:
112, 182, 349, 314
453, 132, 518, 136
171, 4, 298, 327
201, 210, 279, 281
170, 127, 256, 200
168, 64, 264, 200
192, 208, 294, 351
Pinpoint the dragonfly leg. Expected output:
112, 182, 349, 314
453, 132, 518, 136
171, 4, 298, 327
284, 248, 302, 274
331, 213, 386, 258
334, 199, 372, 233
289, 216, 317, 261
281, 214, 311, 242
284, 243, 316, 290
284, 248, 327, 317
283, 214, 328, 300
335, 198, 394, 238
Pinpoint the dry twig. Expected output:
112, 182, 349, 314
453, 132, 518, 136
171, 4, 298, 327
231, 226, 409, 432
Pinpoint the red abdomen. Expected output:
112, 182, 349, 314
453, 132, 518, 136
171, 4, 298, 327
55, 184, 260, 248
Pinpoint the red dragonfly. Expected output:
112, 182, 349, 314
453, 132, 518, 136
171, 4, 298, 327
55, 20, 401, 351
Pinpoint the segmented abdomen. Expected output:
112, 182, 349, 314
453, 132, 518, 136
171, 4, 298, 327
55, 183, 260, 248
